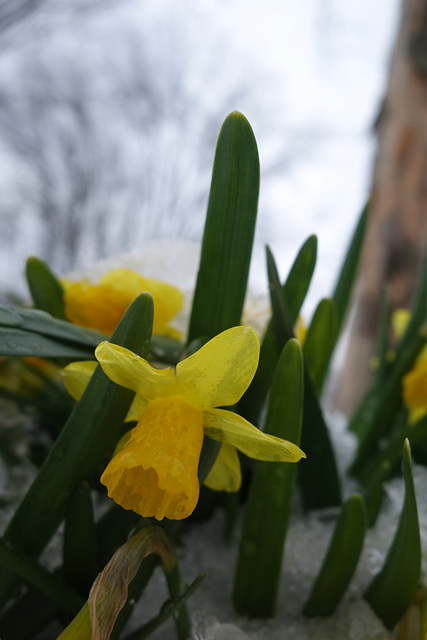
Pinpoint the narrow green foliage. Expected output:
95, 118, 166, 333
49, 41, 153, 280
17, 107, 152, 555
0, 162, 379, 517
0, 327, 98, 359
351, 249, 427, 476
375, 287, 392, 387
0, 304, 102, 359
63, 481, 97, 596
332, 200, 369, 336
0, 538, 83, 614
239, 235, 317, 425
303, 495, 366, 617
123, 573, 205, 640
0, 589, 59, 640
363, 461, 391, 526
394, 248, 427, 362
26, 256, 67, 320
163, 560, 191, 639
365, 439, 421, 629
233, 339, 303, 617
96, 505, 142, 569
187, 111, 260, 343
303, 298, 338, 395
350, 321, 427, 476
266, 246, 341, 509
348, 289, 390, 439
0, 294, 154, 610
349, 289, 392, 444
282, 234, 318, 321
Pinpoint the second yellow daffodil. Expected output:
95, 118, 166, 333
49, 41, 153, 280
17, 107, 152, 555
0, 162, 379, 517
62, 268, 183, 337
64, 325, 305, 521
393, 309, 427, 423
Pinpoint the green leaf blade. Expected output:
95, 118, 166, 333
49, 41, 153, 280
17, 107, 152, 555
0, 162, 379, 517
332, 200, 369, 336
265, 246, 341, 509
364, 439, 421, 629
303, 298, 338, 395
239, 235, 317, 425
26, 256, 67, 321
303, 494, 366, 617
187, 111, 260, 343
233, 338, 304, 617
0, 293, 154, 613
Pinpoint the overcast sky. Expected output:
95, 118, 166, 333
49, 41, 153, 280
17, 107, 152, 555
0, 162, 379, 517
0, 0, 401, 311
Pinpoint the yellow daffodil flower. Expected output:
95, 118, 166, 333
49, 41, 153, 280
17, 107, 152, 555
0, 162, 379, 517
62, 268, 183, 337
392, 309, 427, 423
65, 326, 304, 521
294, 315, 307, 345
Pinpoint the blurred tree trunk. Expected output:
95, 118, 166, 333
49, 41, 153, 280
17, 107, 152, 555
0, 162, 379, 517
333, 0, 427, 415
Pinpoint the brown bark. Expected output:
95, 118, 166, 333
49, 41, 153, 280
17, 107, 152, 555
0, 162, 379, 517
333, 0, 427, 415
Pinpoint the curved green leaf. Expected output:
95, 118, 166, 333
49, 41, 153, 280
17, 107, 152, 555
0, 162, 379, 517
303, 298, 338, 395
303, 494, 366, 616
364, 439, 421, 629
63, 482, 97, 596
26, 256, 67, 320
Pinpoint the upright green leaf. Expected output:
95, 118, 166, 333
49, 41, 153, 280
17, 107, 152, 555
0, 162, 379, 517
0, 538, 83, 614
123, 573, 204, 640
233, 339, 303, 616
63, 482, 97, 596
266, 246, 341, 509
365, 439, 421, 629
26, 256, 67, 320
303, 494, 366, 616
239, 235, 317, 425
281, 234, 318, 322
187, 111, 260, 343
348, 288, 391, 440
332, 200, 369, 336
303, 298, 338, 395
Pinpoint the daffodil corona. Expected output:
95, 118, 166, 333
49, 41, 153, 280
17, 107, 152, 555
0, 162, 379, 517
84, 325, 305, 521
63, 268, 183, 337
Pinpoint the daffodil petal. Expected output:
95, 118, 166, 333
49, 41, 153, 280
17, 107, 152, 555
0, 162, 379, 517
144, 277, 184, 334
127, 395, 149, 422
63, 281, 127, 335
95, 342, 176, 400
176, 325, 260, 409
64, 268, 182, 337
392, 309, 411, 340
63, 358, 148, 422
402, 360, 427, 409
204, 443, 241, 492
99, 269, 183, 336
203, 408, 306, 462
62, 361, 97, 400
